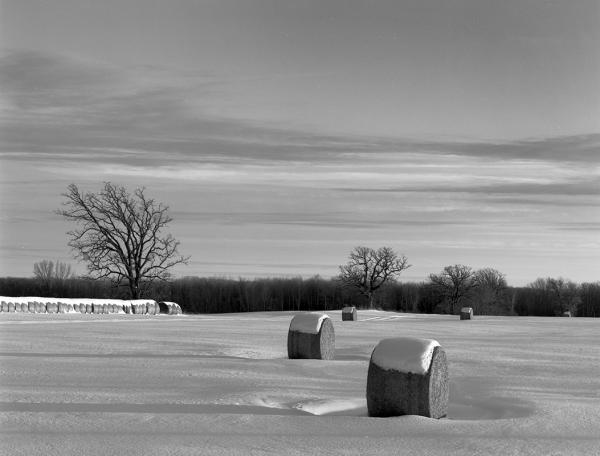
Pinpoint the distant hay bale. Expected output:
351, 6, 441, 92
21, 302, 29, 312
562, 311, 572, 317
28, 301, 36, 313
85, 303, 92, 314
287, 313, 335, 360
158, 301, 181, 315
366, 337, 449, 419
342, 306, 357, 321
460, 307, 473, 320
47, 302, 57, 314
36, 302, 44, 313
8, 301, 15, 312
1, 301, 6, 312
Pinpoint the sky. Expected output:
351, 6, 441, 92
0, 0, 599, 285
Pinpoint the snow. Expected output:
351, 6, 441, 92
0, 310, 599, 455
288, 312, 329, 334
370, 337, 440, 374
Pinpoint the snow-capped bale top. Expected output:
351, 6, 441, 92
460, 307, 472, 313
370, 337, 440, 375
289, 312, 330, 334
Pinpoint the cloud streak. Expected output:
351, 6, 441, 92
1, 50, 598, 283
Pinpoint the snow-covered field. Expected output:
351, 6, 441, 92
0, 311, 598, 455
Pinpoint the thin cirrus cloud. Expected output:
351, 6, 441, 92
0, 49, 598, 282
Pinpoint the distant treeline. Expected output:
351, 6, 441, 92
1, 275, 599, 317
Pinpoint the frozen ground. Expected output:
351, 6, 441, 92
0, 311, 599, 455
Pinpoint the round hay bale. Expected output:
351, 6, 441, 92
342, 306, 357, 321
47, 302, 56, 313
366, 337, 448, 419
562, 311, 571, 317
28, 301, 36, 313
21, 302, 29, 312
287, 313, 335, 360
460, 307, 473, 320
8, 302, 15, 312
84, 303, 91, 314
0, 301, 6, 312
36, 302, 44, 313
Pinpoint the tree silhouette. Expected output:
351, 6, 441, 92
57, 182, 189, 298
339, 246, 410, 309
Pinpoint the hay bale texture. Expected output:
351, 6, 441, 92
287, 313, 335, 360
342, 306, 357, 321
366, 337, 448, 419
460, 307, 473, 320
158, 301, 182, 315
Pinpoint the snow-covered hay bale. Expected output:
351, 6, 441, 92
21, 302, 29, 312
28, 301, 36, 313
287, 313, 335, 360
366, 337, 448, 419
84, 303, 92, 314
8, 301, 15, 312
1, 301, 6, 312
158, 301, 181, 315
47, 302, 57, 314
460, 307, 473, 320
36, 302, 44, 313
342, 306, 357, 321
562, 311, 571, 317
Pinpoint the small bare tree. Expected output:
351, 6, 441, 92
429, 264, 476, 314
33, 259, 74, 294
339, 246, 410, 309
57, 182, 189, 299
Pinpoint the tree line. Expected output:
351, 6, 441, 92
1, 265, 598, 317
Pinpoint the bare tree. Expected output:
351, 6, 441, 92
429, 264, 476, 314
339, 246, 410, 309
57, 182, 190, 299
33, 259, 74, 294
472, 267, 510, 315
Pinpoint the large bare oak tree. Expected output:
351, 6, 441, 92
339, 246, 410, 308
58, 182, 189, 298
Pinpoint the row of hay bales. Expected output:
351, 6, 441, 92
287, 311, 449, 419
0, 297, 182, 315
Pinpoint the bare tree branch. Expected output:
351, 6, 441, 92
339, 246, 410, 308
57, 182, 190, 298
